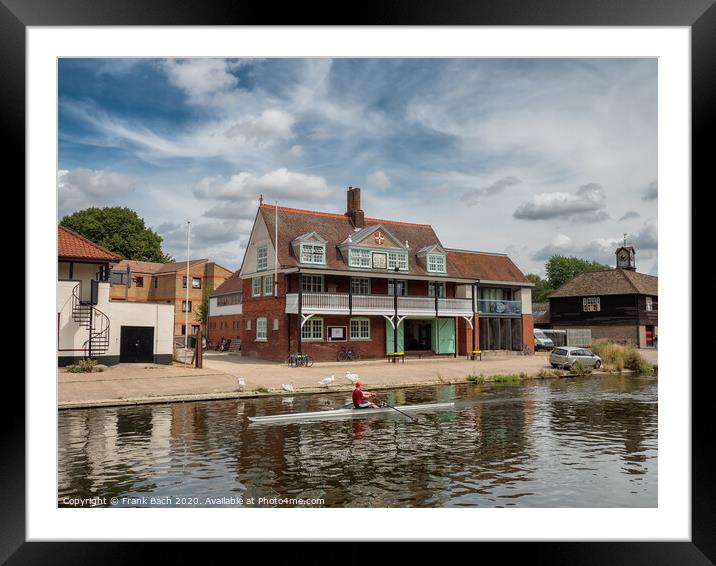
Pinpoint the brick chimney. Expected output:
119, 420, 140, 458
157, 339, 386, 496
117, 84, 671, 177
346, 186, 365, 228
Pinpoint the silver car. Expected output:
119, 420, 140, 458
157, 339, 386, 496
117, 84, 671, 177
550, 346, 602, 369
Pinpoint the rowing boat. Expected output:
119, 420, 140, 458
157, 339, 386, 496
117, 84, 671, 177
247, 402, 455, 424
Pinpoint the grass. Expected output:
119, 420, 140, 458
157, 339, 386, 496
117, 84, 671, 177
466, 374, 484, 384
538, 368, 565, 378
256, 387, 270, 393
591, 339, 655, 375
66, 359, 97, 373
491, 374, 523, 383
570, 362, 593, 376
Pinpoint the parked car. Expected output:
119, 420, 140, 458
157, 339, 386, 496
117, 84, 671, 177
550, 346, 602, 369
534, 329, 554, 351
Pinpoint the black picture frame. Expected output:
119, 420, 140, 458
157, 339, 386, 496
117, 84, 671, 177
6, 0, 705, 559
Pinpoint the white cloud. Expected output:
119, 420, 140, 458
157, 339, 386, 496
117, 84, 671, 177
58, 169, 137, 216
366, 170, 391, 190
193, 168, 334, 202
226, 109, 295, 141
514, 183, 608, 222
163, 59, 240, 104
287, 144, 304, 157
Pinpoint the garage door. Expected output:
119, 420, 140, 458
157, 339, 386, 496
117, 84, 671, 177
120, 326, 155, 363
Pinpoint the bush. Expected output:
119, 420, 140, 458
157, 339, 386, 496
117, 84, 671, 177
624, 349, 655, 376
591, 339, 653, 375
538, 368, 564, 378
492, 374, 522, 383
467, 374, 485, 384
570, 361, 592, 376
66, 359, 97, 373
256, 387, 270, 393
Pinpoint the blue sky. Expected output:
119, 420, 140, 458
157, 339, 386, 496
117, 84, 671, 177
58, 58, 658, 275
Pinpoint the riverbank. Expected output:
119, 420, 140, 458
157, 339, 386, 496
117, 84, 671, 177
57, 350, 654, 410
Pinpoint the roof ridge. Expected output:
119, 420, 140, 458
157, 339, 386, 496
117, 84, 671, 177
58, 225, 121, 260
259, 203, 433, 228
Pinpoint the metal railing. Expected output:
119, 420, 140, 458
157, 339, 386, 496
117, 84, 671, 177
71, 283, 110, 356
285, 292, 474, 316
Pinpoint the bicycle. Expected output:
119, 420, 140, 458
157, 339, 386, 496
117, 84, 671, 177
287, 352, 314, 367
337, 346, 361, 362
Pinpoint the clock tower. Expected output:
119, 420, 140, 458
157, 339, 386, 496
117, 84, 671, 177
615, 234, 636, 271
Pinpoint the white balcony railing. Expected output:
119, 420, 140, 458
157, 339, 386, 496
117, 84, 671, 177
285, 293, 474, 316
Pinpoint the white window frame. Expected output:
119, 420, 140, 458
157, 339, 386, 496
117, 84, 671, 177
350, 318, 371, 340
645, 296, 653, 311
388, 279, 408, 297
251, 276, 262, 297
263, 274, 273, 296
583, 297, 601, 312
257, 246, 268, 271
350, 277, 371, 295
300, 243, 326, 265
388, 251, 408, 271
301, 317, 324, 341
256, 318, 267, 341
301, 274, 324, 293
427, 254, 446, 273
182, 300, 192, 312
428, 281, 446, 297
349, 248, 372, 268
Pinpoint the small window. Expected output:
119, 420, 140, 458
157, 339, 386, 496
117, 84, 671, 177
182, 300, 192, 312
252, 277, 262, 297
301, 318, 323, 340
645, 297, 653, 311
300, 243, 325, 265
350, 277, 370, 295
257, 246, 268, 271
273, 318, 279, 331
256, 318, 267, 341
349, 248, 372, 268
583, 297, 600, 312
350, 318, 371, 340
388, 280, 407, 296
133, 276, 144, 288
387, 252, 408, 271
428, 281, 446, 297
301, 274, 324, 293
246, 319, 251, 330
192, 277, 201, 289
263, 274, 273, 296
427, 254, 446, 273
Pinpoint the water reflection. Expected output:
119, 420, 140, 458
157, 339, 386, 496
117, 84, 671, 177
58, 376, 657, 508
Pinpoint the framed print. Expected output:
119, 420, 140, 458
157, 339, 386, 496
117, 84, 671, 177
6, 0, 708, 560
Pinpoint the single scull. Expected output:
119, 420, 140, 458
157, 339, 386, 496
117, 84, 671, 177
247, 402, 455, 424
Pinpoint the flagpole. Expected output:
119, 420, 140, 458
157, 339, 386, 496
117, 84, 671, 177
184, 220, 191, 367
274, 201, 278, 297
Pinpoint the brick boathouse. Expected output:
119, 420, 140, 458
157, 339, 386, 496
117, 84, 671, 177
220, 187, 534, 362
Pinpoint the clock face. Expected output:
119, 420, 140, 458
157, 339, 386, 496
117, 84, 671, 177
619, 252, 629, 262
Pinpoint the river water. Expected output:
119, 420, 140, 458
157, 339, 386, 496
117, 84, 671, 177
58, 375, 657, 507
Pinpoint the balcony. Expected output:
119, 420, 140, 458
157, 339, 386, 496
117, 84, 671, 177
285, 293, 474, 317
477, 299, 522, 315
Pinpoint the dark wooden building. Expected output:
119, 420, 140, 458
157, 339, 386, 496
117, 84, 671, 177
547, 245, 658, 347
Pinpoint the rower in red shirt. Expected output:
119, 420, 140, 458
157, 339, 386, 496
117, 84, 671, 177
352, 381, 379, 409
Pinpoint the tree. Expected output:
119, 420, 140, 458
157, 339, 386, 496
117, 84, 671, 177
545, 255, 610, 290
195, 284, 214, 328
526, 273, 553, 302
61, 207, 173, 262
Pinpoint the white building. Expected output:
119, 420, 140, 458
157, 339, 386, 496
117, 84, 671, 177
57, 225, 174, 366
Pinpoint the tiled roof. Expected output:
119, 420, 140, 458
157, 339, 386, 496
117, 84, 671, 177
446, 249, 531, 284
153, 258, 208, 274
255, 204, 531, 284
259, 205, 446, 278
211, 272, 244, 296
549, 269, 658, 298
112, 259, 165, 274
58, 225, 121, 262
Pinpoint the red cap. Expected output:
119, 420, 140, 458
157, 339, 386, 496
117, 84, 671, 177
355, 381, 362, 388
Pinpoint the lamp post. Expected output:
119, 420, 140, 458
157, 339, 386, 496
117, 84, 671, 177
184, 221, 191, 367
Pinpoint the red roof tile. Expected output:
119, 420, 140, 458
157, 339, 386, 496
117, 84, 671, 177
58, 226, 121, 262
446, 249, 531, 284
549, 269, 658, 298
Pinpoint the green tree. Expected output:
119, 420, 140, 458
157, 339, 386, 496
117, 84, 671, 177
61, 207, 172, 262
195, 284, 214, 327
545, 255, 610, 289
526, 273, 553, 302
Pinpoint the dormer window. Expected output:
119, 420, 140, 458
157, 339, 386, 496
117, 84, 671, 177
349, 248, 371, 268
300, 243, 326, 265
427, 254, 446, 273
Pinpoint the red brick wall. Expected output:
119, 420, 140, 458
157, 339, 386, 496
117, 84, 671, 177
522, 314, 535, 354
241, 273, 290, 361
295, 314, 388, 362
207, 315, 243, 344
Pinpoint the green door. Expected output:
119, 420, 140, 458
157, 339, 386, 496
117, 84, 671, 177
385, 319, 404, 353
433, 318, 455, 354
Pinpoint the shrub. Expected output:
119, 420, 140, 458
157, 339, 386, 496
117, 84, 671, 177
256, 387, 270, 393
623, 349, 655, 376
492, 374, 522, 383
66, 359, 97, 373
467, 374, 485, 384
538, 368, 564, 378
570, 361, 592, 376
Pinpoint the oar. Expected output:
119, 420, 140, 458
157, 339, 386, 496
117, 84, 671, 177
384, 402, 419, 422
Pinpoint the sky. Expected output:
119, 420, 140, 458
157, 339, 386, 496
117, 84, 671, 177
58, 58, 658, 276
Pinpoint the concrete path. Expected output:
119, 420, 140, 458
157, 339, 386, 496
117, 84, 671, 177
58, 352, 554, 409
